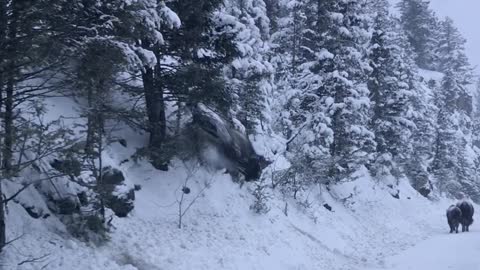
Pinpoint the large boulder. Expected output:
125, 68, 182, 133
100, 166, 135, 217
107, 185, 135, 217
50, 158, 82, 177
45, 195, 81, 216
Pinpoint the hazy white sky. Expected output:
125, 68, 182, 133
429, 0, 480, 73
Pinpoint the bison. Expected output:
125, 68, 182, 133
456, 200, 474, 232
185, 103, 271, 182
446, 205, 462, 233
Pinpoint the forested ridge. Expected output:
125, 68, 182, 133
0, 0, 479, 256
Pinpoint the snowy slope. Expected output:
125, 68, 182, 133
0, 96, 465, 270
3, 161, 451, 270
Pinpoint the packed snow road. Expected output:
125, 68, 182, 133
370, 230, 480, 270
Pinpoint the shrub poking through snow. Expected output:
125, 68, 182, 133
51, 158, 82, 179
250, 177, 271, 214
177, 161, 213, 229
64, 212, 110, 244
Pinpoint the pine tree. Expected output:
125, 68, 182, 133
428, 15, 478, 200
407, 80, 437, 196
224, 0, 273, 134
270, 0, 310, 143
159, 0, 237, 109
367, 0, 416, 177
433, 70, 478, 200
69, 40, 128, 233
271, 0, 308, 76
274, 0, 335, 187
322, 0, 375, 181
277, 0, 375, 186
50, 0, 181, 171
473, 79, 480, 149
120, 0, 181, 171
0, 0, 88, 250
436, 17, 471, 77
381, 14, 439, 196
137, 0, 241, 170
397, 0, 438, 69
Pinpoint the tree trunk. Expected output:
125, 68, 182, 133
3, 75, 13, 174
0, 65, 4, 254
142, 65, 168, 171
85, 85, 96, 157
0, 0, 7, 253
2, 0, 19, 175
0, 181, 5, 253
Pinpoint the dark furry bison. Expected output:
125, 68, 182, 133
446, 205, 462, 233
188, 103, 271, 182
456, 200, 474, 232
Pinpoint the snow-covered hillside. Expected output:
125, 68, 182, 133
2, 142, 462, 270
1, 98, 458, 269
3, 0, 480, 269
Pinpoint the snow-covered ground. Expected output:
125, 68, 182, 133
1, 135, 461, 270
0, 96, 473, 270
369, 229, 480, 270
3, 145, 476, 270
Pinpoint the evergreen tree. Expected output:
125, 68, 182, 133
407, 80, 437, 197
321, 0, 375, 181
275, 0, 335, 187
436, 17, 471, 77
121, 0, 181, 171
270, 0, 310, 142
136, 0, 241, 170
432, 70, 478, 200
428, 16, 477, 200
69, 40, 128, 235
278, 0, 375, 186
397, 0, 438, 69
159, 0, 237, 111
271, 0, 308, 76
224, 0, 273, 133
0, 0, 89, 250
367, 0, 416, 177
383, 14, 438, 196
472, 79, 480, 149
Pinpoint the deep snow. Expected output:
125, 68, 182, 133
0, 81, 475, 270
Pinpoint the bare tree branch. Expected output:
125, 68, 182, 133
1, 173, 67, 205
4, 233, 25, 247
